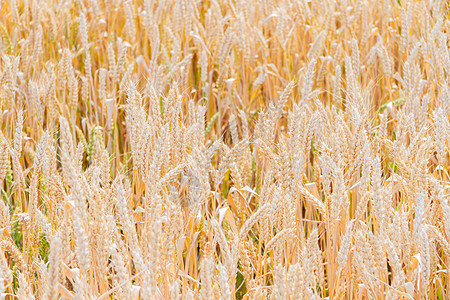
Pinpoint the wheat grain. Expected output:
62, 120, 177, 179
0, 0, 449, 298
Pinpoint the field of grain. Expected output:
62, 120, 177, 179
0, 0, 449, 299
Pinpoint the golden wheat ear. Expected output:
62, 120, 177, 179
1, 0, 450, 298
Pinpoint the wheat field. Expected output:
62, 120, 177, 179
0, 0, 449, 299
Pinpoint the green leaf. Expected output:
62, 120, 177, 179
376, 97, 406, 113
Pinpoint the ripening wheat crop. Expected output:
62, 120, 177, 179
0, 0, 450, 299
